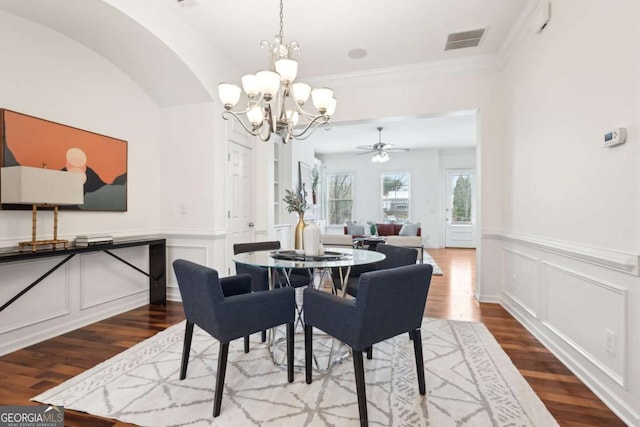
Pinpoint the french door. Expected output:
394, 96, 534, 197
444, 169, 476, 248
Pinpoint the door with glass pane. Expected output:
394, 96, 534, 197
445, 169, 476, 248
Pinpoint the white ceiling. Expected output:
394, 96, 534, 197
0, 0, 531, 152
171, 0, 529, 79
310, 112, 477, 154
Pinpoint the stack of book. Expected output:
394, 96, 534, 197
75, 234, 114, 247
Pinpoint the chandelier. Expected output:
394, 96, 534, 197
217, 0, 336, 143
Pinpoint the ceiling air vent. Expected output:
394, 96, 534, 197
445, 29, 486, 51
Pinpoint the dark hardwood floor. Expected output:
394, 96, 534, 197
0, 248, 626, 426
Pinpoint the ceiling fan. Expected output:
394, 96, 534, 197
356, 127, 409, 162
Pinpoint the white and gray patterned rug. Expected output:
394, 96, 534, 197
33, 318, 557, 426
422, 251, 443, 275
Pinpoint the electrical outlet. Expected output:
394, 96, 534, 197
604, 329, 616, 356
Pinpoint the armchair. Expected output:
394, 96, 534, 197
173, 259, 295, 417
304, 264, 433, 426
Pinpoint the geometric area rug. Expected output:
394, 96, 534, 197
33, 318, 558, 427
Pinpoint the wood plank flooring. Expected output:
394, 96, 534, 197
0, 248, 626, 426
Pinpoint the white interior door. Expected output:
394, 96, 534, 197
445, 168, 476, 248
227, 139, 254, 248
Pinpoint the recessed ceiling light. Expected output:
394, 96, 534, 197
347, 48, 368, 59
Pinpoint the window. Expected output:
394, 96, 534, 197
451, 174, 472, 223
326, 174, 353, 224
382, 172, 410, 223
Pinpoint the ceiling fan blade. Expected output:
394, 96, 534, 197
356, 151, 374, 156
356, 145, 374, 150
385, 148, 410, 152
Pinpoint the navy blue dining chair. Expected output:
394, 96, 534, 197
304, 263, 433, 427
173, 259, 295, 417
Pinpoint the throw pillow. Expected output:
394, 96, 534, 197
399, 222, 420, 236
346, 220, 365, 236
368, 222, 378, 236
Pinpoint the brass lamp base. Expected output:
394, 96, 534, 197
19, 204, 69, 252
19, 239, 69, 252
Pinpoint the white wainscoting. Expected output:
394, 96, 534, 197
482, 232, 640, 426
541, 262, 627, 387
0, 248, 151, 356
502, 248, 539, 318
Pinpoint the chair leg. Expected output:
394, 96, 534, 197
287, 322, 294, 383
353, 350, 368, 427
213, 342, 229, 417
244, 335, 250, 353
411, 329, 426, 395
261, 330, 267, 342
366, 345, 373, 360
179, 321, 194, 380
305, 324, 313, 384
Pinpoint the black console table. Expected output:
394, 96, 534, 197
0, 236, 167, 313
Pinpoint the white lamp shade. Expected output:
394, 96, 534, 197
286, 110, 299, 126
292, 82, 311, 104
275, 59, 298, 83
256, 70, 280, 98
218, 83, 241, 107
247, 105, 264, 126
241, 74, 259, 97
311, 87, 334, 112
326, 97, 337, 116
1, 166, 84, 205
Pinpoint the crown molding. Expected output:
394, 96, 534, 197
304, 54, 503, 86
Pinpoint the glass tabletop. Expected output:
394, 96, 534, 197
233, 247, 385, 269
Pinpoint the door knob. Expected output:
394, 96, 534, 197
248, 222, 255, 227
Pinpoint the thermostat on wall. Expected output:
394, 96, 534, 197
603, 128, 626, 147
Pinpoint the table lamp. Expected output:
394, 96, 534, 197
1, 166, 84, 252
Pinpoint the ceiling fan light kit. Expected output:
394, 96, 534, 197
356, 127, 409, 162
217, 0, 336, 143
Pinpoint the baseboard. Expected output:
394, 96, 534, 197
0, 295, 148, 357
500, 297, 640, 427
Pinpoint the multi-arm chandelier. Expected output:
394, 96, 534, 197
217, 0, 336, 143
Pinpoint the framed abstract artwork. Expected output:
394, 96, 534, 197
0, 109, 127, 211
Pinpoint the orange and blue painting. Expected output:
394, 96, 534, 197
0, 109, 127, 211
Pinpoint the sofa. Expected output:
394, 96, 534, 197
343, 223, 422, 237
344, 222, 423, 262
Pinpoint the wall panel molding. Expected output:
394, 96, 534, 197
483, 231, 639, 275
502, 247, 539, 318
541, 262, 628, 388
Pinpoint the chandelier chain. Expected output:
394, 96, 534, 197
279, 0, 284, 41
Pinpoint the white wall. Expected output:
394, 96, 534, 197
0, 11, 164, 354
494, 1, 640, 424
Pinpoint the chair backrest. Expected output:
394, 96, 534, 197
233, 240, 281, 255
354, 264, 433, 348
376, 244, 418, 270
173, 259, 224, 338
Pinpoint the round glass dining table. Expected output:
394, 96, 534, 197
233, 247, 385, 370
232, 247, 385, 295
